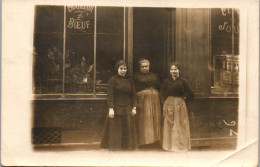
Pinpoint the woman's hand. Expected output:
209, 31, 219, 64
108, 108, 114, 119
131, 107, 137, 117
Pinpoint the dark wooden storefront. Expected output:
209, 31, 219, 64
32, 7, 239, 149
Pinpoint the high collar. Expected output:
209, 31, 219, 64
171, 76, 180, 81
116, 74, 129, 78
138, 72, 150, 75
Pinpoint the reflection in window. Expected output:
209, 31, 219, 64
33, 6, 126, 95
65, 35, 94, 94
96, 34, 124, 93
65, 6, 95, 94
212, 54, 239, 94
96, 7, 124, 94
211, 8, 239, 96
33, 6, 64, 94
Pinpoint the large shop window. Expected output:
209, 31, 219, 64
210, 8, 239, 96
33, 6, 125, 97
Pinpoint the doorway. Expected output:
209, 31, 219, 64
133, 8, 176, 80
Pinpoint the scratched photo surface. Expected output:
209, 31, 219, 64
32, 6, 239, 149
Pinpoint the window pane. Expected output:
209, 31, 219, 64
97, 7, 124, 34
35, 6, 64, 33
96, 7, 124, 94
96, 34, 124, 93
33, 6, 64, 94
65, 6, 95, 94
234, 9, 240, 55
66, 6, 94, 33
211, 8, 239, 95
65, 34, 94, 94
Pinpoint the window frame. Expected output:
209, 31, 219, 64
209, 8, 239, 97
33, 6, 131, 99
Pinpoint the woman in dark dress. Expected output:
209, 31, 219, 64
100, 60, 138, 150
160, 62, 194, 152
133, 59, 161, 146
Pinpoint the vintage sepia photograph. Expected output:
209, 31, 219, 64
32, 5, 239, 150
1, 0, 258, 166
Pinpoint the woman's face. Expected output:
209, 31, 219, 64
170, 65, 179, 78
118, 65, 127, 77
140, 62, 150, 74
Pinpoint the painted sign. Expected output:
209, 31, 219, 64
211, 8, 240, 55
66, 6, 94, 33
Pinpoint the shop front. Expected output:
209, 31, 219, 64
32, 6, 239, 149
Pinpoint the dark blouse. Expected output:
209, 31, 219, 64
160, 77, 194, 104
133, 72, 160, 92
107, 74, 136, 115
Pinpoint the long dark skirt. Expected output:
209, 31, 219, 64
136, 88, 161, 145
100, 113, 138, 150
162, 96, 191, 152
